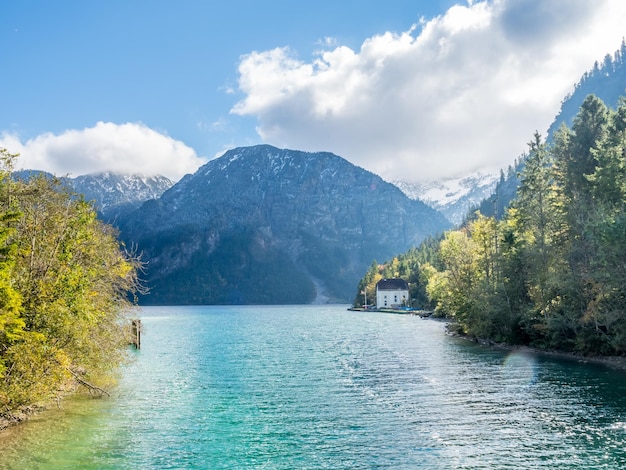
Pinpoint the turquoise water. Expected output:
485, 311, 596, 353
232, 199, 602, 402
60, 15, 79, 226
2, 305, 626, 468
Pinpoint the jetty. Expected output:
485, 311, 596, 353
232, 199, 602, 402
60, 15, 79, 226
347, 306, 433, 317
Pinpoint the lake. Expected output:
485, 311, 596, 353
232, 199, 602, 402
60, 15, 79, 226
2, 305, 626, 468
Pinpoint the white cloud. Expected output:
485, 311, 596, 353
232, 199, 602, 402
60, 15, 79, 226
0, 122, 205, 181
232, 0, 626, 182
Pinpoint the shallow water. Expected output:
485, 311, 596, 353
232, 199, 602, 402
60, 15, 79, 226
2, 305, 626, 469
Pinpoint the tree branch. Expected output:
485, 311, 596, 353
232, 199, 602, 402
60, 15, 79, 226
67, 368, 110, 397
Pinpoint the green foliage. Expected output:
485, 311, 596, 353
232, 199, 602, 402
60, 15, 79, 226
359, 94, 626, 355
0, 149, 140, 415
354, 260, 382, 307
353, 237, 441, 309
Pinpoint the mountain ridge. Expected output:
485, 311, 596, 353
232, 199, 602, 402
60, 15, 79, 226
72, 171, 174, 221
119, 144, 451, 304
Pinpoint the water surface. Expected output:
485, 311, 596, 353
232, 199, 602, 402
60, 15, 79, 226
2, 305, 626, 468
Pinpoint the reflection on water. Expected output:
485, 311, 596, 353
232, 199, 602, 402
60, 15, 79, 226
502, 350, 538, 386
2, 305, 626, 469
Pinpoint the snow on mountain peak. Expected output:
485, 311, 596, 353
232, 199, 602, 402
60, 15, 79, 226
393, 171, 498, 225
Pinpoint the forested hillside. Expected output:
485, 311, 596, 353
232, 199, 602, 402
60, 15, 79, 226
364, 95, 626, 355
478, 40, 626, 220
0, 149, 140, 425
549, 39, 626, 137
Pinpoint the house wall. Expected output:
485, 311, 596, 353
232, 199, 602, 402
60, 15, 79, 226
376, 288, 408, 308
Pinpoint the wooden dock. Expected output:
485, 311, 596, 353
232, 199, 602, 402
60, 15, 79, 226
131, 319, 141, 349
347, 307, 434, 317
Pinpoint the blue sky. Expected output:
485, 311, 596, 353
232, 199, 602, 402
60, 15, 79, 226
2, 1, 626, 182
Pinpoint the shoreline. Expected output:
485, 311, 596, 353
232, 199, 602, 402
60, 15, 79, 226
5, 313, 626, 433
351, 307, 626, 372
0, 404, 47, 432
445, 324, 626, 373
347, 306, 434, 316
1, 384, 97, 432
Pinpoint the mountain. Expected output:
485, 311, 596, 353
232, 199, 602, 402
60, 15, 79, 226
12, 170, 175, 223
72, 172, 174, 222
475, 164, 521, 219
393, 171, 498, 226
12, 169, 55, 181
548, 39, 626, 138
120, 145, 451, 305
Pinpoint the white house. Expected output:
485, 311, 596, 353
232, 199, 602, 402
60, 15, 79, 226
376, 278, 409, 309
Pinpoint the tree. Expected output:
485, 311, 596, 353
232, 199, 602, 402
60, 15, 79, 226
549, 96, 611, 344
577, 98, 626, 353
510, 133, 559, 318
354, 260, 381, 307
0, 151, 141, 415
0, 150, 25, 385
426, 230, 478, 326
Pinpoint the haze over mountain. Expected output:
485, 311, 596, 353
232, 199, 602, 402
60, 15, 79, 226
119, 145, 450, 305
548, 40, 626, 138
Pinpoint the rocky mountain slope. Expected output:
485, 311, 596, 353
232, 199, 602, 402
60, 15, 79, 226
72, 172, 174, 221
120, 145, 450, 305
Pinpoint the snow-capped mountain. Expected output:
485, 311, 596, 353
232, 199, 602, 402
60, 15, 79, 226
393, 171, 498, 225
72, 172, 174, 221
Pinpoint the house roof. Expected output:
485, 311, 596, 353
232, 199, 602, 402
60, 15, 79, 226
376, 278, 409, 291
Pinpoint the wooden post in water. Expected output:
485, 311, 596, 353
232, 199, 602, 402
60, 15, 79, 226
131, 319, 141, 349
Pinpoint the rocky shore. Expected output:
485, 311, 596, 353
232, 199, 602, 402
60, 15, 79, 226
0, 405, 46, 431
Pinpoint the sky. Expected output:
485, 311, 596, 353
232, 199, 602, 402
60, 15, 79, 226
2, 0, 626, 183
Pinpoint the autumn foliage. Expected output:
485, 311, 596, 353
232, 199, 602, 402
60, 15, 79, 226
0, 149, 140, 418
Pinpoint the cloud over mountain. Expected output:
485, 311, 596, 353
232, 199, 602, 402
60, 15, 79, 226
232, 0, 626, 182
1, 122, 205, 181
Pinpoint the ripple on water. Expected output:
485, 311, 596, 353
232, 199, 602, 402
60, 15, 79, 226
2, 306, 626, 469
